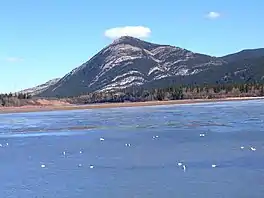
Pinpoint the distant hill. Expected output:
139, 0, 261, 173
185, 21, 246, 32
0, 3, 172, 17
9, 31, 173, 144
21, 36, 264, 97
221, 48, 264, 62
18, 78, 60, 96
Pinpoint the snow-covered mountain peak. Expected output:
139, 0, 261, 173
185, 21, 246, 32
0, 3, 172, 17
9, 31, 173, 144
112, 36, 142, 44
111, 36, 161, 51
35, 37, 228, 97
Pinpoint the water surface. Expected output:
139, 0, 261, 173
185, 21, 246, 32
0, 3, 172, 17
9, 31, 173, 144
1, 100, 264, 198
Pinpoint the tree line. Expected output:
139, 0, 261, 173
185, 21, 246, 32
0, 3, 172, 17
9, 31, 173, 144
69, 82, 264, 104
0, 93, 32, 107
1, 82, 264, 107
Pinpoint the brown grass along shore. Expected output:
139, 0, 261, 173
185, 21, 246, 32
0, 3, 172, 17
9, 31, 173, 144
0, 96, 263, 114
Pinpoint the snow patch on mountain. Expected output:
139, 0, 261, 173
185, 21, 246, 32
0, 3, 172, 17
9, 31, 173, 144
99, 76, 146, 91
148, 66, 164, 76
175, 68, 189, 76
154, 74, 171, 80
112, 71, 143, 82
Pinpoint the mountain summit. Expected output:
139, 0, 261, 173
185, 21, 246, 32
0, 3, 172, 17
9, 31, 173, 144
111, 36, 161, 50
31, 37, 264, 97
38, 37, 224, 97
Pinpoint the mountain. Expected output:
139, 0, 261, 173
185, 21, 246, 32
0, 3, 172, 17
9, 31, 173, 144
141, 56, 264, 90
19, 78, 60, 96
26, 36, 263, 97
38, 36, 225, 97
221, 48, 264, 63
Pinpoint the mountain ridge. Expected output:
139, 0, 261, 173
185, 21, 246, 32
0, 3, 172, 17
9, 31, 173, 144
20, 36, 264, 97
18, 78, 60, 96
221, 48, 264, 62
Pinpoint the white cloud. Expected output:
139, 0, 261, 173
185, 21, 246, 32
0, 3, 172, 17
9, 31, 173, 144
206, 11, 220, 19
104, 26, 151, 39
5, 57, 24, 63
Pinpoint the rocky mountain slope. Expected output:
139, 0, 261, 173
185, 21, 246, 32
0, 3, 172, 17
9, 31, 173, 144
38, 36, 226, 97
141, 56, 264, 90
23, 36, 264, 97
19, 78, 60, 96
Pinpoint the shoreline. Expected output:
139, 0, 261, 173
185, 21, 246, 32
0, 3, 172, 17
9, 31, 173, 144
0, 96, 264, 114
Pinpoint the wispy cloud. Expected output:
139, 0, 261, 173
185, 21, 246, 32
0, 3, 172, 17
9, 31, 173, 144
5, 57, 24, 63
206, 11, 221, 19
104, 26, 151, 39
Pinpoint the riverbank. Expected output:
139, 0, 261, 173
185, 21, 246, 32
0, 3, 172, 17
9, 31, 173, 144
0, 96, 263, 114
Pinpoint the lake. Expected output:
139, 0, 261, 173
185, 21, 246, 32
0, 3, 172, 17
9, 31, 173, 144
0, 100, 264, 198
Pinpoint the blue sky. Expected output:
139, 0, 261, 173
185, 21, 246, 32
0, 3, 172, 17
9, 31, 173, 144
0, 0, 263, 93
